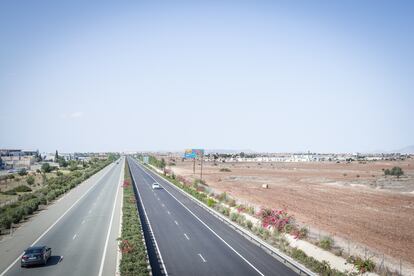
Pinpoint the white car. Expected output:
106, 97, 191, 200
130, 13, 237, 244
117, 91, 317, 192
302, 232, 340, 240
152, 182, 160, 189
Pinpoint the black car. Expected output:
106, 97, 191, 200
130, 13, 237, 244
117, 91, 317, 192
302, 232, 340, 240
21, 246, 52, 267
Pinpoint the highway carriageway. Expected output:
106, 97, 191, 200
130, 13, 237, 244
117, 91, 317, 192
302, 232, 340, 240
0, 158, 124, 276
128, 156, 297, 276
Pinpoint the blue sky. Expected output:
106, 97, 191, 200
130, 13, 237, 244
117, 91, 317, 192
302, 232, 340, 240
0, 0, 413, 153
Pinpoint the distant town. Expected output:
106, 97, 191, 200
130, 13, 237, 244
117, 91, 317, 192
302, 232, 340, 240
0, 149, 112, 173
139, 150, 412, 164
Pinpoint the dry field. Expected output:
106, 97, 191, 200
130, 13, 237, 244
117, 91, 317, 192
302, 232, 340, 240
168, 158, 414, 266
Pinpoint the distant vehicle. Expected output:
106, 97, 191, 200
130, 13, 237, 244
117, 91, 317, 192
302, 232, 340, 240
21, 246, 51, 267
152, 182, 160, 189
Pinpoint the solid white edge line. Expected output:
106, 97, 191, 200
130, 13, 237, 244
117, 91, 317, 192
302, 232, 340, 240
116, 158, 124, 276
0, 162, 115, 276
134, 160, 265, 276
184, 233, 190, 240
98, 158, 123, 276
129, 158, 168, 276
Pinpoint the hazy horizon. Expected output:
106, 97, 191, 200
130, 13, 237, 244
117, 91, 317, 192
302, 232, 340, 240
1, 1, 413, 153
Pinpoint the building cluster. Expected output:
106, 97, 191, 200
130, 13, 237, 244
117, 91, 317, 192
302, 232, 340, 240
0, 149, 38, 170
0, 149, 111, 171
203, 152, 411, 163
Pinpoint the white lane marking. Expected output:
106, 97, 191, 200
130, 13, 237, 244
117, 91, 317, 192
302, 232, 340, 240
167, 210, 170, 215
174, 220, 179, 225
184, 233, 190, 240
0, 163, 116, 276
81, 220, 85, 224
116, 158, 125, 276
129, 159, 168, 276
98, 161, 123, 276
157, 198, 160, 201
161, 203, 165, 207
88, 210, 92, 214
72, 234, 77, 240
135, 160, 264, 276
198, 253, 207, 263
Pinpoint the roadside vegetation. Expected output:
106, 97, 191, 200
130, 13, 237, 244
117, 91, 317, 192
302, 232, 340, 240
147, 155, 166, 170
0, 156, 117, 234
383, 166, 404, 177
119, 159, 149, 276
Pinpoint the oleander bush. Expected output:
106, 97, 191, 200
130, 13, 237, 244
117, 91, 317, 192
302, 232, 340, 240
257, 207, 293, 232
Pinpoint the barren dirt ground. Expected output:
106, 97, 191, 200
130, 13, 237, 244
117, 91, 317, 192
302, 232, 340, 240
169, 158, 414, 265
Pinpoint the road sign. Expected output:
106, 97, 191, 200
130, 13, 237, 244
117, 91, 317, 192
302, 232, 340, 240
184, 149, 204, 159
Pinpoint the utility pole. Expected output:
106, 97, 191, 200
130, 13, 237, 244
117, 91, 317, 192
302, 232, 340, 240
193, 158, 195, 174
200, 153, 203, 181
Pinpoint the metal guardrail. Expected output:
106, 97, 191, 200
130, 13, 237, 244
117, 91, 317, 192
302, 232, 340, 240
138, 160, 316, 276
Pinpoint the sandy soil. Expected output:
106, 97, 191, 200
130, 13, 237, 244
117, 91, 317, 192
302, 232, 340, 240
167, 158, 414, 265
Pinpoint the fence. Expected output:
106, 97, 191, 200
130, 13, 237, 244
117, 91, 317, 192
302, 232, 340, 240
304, 225, 413, 276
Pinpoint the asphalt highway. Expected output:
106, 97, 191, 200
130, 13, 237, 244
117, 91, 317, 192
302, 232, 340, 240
128, 157, 296, 276
0, 158, 124, 276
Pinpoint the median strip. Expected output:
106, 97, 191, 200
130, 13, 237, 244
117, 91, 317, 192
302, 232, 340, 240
118, 158, 149, 276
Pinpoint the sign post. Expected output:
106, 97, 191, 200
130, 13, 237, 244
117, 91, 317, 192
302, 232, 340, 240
184, 149, 204, 178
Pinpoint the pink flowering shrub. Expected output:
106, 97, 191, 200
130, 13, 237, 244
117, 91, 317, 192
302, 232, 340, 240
119, 239, 134, 254
257, 207, 293, 232
122, 180, 130, 188
236, 205, 246, 213
176, 175, 192, 186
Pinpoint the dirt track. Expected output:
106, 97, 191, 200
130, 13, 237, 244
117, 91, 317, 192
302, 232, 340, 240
169, 159, 414, 265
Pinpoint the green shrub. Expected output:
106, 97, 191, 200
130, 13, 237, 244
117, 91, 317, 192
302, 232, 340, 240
230, 212, 239, 222
41, 163, 52, 173
262, 228, 270, 240
289, 248, 345, 276
18, 168, 28, 176
2, 190, 16, 195
347, 256, 375, 273
206, 198, 216, 208
217, 192, 227, 202
246, 220, 253, 229
0, 213, 13, 229
228, 198, 236, 207
13, 185, 32, 193
246, 205, 255, 215
384, 166, 404, 178
319, 236, 334, 250
298, 227, 308, 239
219, 168, 231, 172
26, 175, 35, 185
218, 206, 230, 216
236, 214, 246, 225
284, 223, 294, 233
